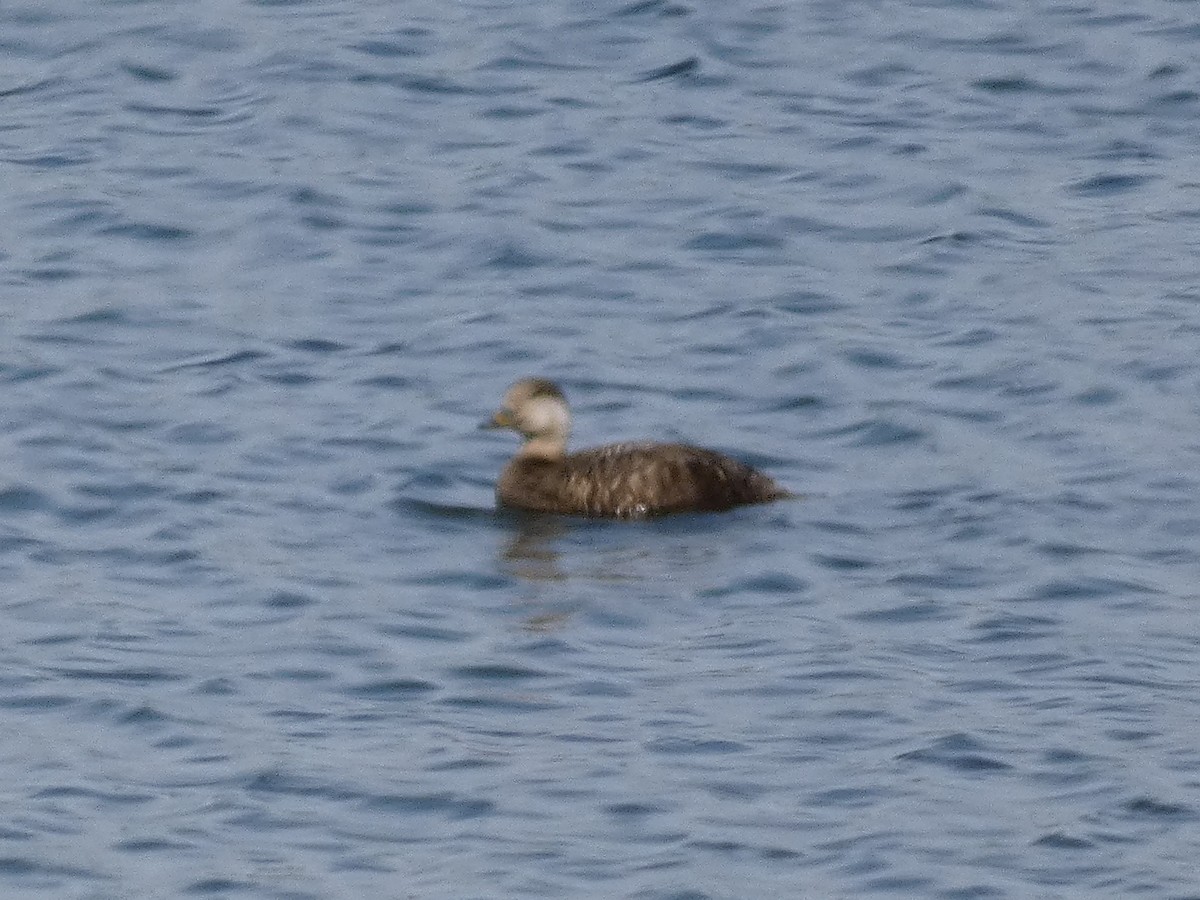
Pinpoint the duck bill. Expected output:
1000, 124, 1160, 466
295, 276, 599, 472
481, 410, 514, 430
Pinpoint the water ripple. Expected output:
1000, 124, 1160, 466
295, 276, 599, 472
0, 0, 1197, 896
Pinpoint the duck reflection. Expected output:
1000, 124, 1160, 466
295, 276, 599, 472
498, 508, 713, 581
498, 511, 571, 583
495, 512, 577, 631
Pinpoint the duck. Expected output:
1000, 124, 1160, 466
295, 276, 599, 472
483, 378, 793, 519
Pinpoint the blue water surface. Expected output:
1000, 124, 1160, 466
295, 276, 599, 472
2, 1, 1199, 897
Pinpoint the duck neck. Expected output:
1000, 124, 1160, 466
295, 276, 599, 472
519, 434, 567, 461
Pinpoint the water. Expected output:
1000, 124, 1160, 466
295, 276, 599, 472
2, 0, 1199, 897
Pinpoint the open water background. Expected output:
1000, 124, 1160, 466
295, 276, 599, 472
2, 1, 1200, 897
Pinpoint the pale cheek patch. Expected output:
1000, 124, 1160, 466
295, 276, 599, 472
524, 397, 571, 437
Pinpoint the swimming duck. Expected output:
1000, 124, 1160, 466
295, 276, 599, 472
483, 378, 792, 519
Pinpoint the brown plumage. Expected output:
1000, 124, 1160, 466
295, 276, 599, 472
483, 378, 793, 519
